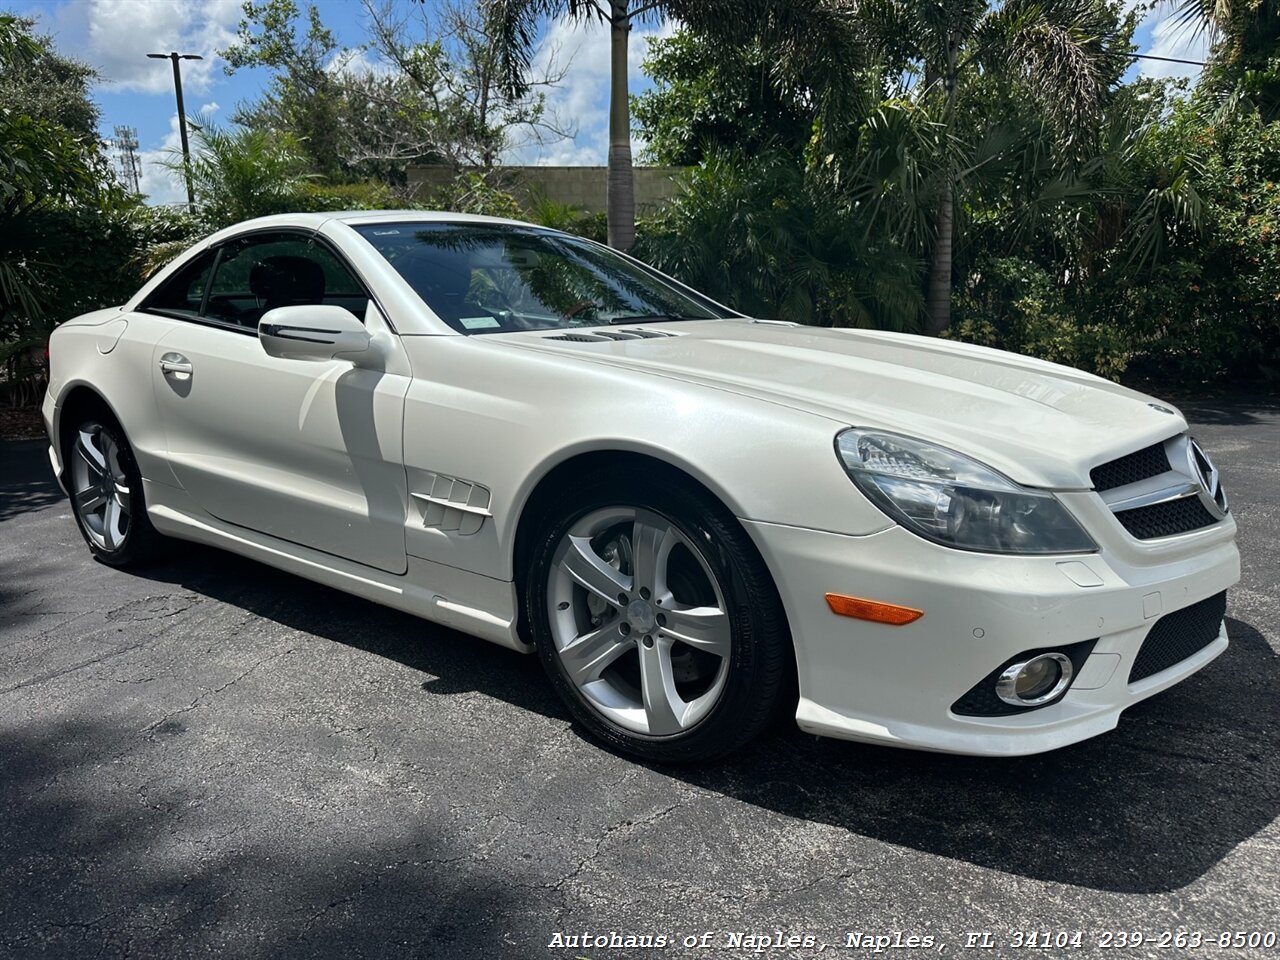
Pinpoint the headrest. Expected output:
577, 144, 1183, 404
250, 255, 326, 305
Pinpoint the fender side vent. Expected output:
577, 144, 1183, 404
410, 472, 492, 536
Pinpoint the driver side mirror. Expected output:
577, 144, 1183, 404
258, 305, 370, 363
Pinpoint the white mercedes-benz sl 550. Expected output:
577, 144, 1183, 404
42, 211, 1240, 762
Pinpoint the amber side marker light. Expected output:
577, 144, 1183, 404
825, 593, 924, 625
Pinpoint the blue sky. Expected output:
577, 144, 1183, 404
10, 0, 1209, 205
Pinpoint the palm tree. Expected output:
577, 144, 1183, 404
487, 0, 668, 251
163, 118, 312, 229
491, 0, 1115, 328
488, 0, 861, 251
1171, 0, 1280, 119
853, 0, 1118, 334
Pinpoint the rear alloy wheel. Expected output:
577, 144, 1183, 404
527, 471, 791, 762
67, 417, 163, 566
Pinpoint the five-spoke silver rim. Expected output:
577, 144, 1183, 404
70, 422, 131, 552
548, 506, 732, 738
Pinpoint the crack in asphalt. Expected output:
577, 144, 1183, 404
104, 594, 207, 622
298, 845, 471, 933
0, 637, 153, 695
549, 799, 686, 893
141, 646, 295, 736
1, 908, 127, 953
0, 592, 216, 696
4, 606, 96, 640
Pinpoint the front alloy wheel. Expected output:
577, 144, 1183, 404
549, 506, 733, 737
66, 416, 163, 566
527, 469, 792, 762
70, 422, 132, 552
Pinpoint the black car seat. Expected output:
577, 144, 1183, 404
249, 255, 327, 325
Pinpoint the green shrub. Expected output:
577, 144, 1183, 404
1083, 106, 1280, 385
427, 172, 523, 220
950, 257, 1134, 380
296, 180, 398, 212
523, 191, 608, 241
636, 151, 924, 330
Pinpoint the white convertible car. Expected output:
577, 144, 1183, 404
43, 212, 1240, 761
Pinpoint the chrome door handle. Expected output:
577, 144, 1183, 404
158, 357, 193, 376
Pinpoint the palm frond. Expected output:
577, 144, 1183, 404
0, 258, 45, 321
1124, 152, 1206, 271
1169, 0, 1232, 40
982, 0, 1110, 141
483, 0, 609, 97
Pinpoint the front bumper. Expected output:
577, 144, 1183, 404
743, 518, 1240, 756
42, 388, 67, 495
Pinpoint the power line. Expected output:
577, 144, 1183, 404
1128, 52, 1207, 67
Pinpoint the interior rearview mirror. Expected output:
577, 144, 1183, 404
258, 305, 371, 363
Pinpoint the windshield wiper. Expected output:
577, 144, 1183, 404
607, 313, 706, 324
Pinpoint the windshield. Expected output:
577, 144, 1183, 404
353, 222, 732, 334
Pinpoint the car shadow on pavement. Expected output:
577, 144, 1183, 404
0, 439, 64, 523
0, 714, 539, 958
128, 543, 1280, 897
684, 616, 1278, 895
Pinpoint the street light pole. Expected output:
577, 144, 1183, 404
147, 51, 203, 210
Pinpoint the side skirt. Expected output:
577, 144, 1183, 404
144, 479, 527, 652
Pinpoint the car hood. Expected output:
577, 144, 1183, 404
498, 319, 1187, 489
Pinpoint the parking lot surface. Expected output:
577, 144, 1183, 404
1, 401, 1277, 959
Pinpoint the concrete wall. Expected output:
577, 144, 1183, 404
406, 165, 687, 215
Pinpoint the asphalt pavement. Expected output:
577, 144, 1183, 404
1, 401, 1277, 960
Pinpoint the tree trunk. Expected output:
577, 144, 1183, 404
607, 3, 635, 251
923, 35, 959, 336
924, 179, 953, 336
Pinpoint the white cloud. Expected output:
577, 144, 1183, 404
324, 46, 394, 79
1137, 2, 1210, 80
76, 0, 242, 95
136, 101, 221, 206
506, 15, 677, 166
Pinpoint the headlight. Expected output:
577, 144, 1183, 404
835, 429, 1095, 554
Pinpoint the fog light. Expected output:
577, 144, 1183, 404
995, 652, 1073, 707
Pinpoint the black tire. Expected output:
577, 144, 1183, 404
64, 413, 166, 567
525, 466, 793, 763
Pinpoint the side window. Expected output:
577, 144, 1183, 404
141, 250, 216, 319
204, 233, 369, 329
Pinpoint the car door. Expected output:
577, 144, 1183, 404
86, 250, 218, 490
151, 230, 411, 575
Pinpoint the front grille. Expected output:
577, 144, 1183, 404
1129, 591, 1227, 683
1091, 440, 1173, 492
1115, 496, 1219, 539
